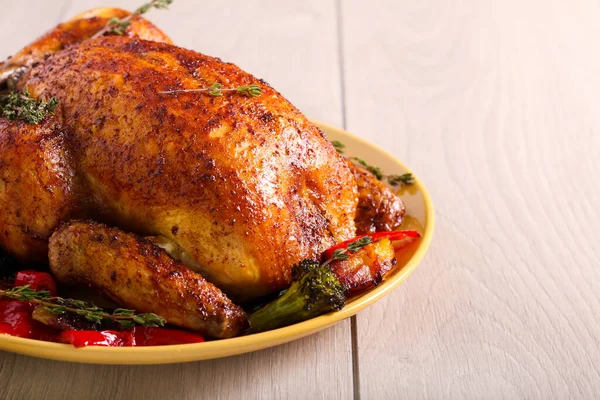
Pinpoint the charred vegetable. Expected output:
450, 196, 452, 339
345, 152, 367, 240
247, 260, 346, 333
247, 230, 421, 333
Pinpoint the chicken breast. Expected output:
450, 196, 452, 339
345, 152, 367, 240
49, 221, 247, 339
20, 35, 357, 300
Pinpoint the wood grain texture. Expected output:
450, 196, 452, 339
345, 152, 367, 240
0, 1, 69, 58
341, 0, 600, 398
2, 0, 600, 398
0, 1, 351, 400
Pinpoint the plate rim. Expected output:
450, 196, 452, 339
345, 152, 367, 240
0, 120, 435, 364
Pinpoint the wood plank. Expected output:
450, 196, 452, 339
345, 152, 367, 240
0, 0, 68, 59
341, 0, 600, 398
0, 1, 352, 399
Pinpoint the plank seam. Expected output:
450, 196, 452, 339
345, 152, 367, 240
55, 0, 74, 24
335, 0, 360, 399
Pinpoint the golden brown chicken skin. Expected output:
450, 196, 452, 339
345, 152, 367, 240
0, 112, 78, 262
0, 10, 174, 263
0, 8, 171, 86
49, 221, 248, 339
18, 35, 357, 300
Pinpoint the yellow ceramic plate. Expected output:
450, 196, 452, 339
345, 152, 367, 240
0, 121, 434, 364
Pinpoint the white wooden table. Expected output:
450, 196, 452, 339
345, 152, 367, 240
1, 1, 599, 398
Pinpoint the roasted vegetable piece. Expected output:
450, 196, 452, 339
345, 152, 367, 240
32, 306, 102, 332
248, 231, 421, 333
14, 271, 57, 296
58, 327, 205, 347
0, 300, 36, 338
322, 230, 420, 261
132, 327, 205, 346
58, 330, 134, 347
247, 260, 346, 333
329, 238, 396, 295
0, 300, 57, 340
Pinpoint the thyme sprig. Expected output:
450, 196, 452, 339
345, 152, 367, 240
322, 236, 373, 267
331, 140, 345, 154
352, 157, 385, 180
158, 83, 262, 97
91, 0, 173, 39
1, 285, 166, 329
331, 140, 415, 187
387, 173, 414, 186
0, 89, 59, 124
353, 156, 415, 186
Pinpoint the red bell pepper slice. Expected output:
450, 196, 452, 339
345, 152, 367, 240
58, 327, 205, 347
133, 327, 205, 346
58, 330, 135, 348
0, 300, 34, 338
322, 230, 421, 261
14, 270, 58, 296
0, 300, 57, 340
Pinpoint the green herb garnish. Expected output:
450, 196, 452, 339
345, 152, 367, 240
0, 285, 166, 329
92, 0, 173, 39
352, 157, 384, 180
0, 89, 59, 124
332, 140, 415, 187
387, 173, 414, 186
158, 83, 262, 97
322, 236, 373, 266
331, 140, 345, 154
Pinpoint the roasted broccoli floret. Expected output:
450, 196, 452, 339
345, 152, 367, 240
247, 259, 346, 333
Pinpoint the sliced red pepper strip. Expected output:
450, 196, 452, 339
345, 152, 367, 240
0, 300, 57, 340
0, 300, 35, 338
322, 230, 421, 261
58, 327, 205, 347
133, 327, 205, 346
58, 330, 134, 348
14, 270, 58, 296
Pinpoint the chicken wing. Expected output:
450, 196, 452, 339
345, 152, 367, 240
350, 161, 405, 234
0, 7, 171, 87
0, 113, 78, 262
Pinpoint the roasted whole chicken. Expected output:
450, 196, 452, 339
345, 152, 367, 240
0, 8, 406, 339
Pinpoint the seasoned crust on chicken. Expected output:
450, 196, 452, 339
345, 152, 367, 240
0, 112, 78, 262
20, 35, 357, 300
0, 8, 171, 85
49, 221, 248, 339
349, 161, 405, 234
0, 10, 173, 263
